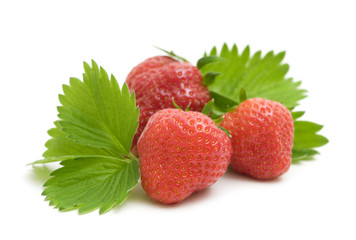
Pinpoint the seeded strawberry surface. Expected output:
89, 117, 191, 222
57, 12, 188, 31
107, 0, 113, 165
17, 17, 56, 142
137, 109, 232, 204
126, 56, 211, 151
221, 98, 294, 180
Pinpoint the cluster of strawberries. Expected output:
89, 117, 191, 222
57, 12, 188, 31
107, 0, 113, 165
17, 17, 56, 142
126, 56, 294, 204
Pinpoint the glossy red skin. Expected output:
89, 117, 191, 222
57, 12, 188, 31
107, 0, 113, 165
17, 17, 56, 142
221, 98, 294, 180
137, 109, 232, 204
126, 56, 211, 152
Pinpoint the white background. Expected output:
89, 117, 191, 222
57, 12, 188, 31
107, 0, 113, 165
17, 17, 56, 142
1, 0, 355, 239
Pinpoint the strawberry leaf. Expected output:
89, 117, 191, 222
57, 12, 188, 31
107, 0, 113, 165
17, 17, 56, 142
58, 60, 139, 156
209, 91, 238, 118
200, 43, 307, 109
42, 121, 116, 158
43, 156, 139, 215
31, 60, 141, 214
197, 56, 224, 69
201, 99, 214, 116
292, 120, 329, 162
203, 72, 221, 86
292, 111, 305, 120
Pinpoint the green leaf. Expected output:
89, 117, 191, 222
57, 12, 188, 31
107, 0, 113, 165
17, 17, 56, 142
58, 60, 139, 156
292, 149, 319, 162
172, 98, 183, 110
30, 155, 87, 165
42, 156, 139, 214
201, 99, 214, 116
293, 121, 328, 149
213, 116, 224, 125
42, 121, 116, 159
292, 111, 305, 120
239, 87, 247, 103
203, 72, 221, 86
200, 44, 307, 109
197, 56, 224, 69
31, 60, 141, 214
209, 91, 238, 118
218, 126, 232, 138
184, 103, 191, 111
155, 46, 189, 62
292, 120, 329, 162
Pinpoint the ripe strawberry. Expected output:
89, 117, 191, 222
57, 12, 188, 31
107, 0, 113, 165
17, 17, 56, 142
126, 56, 211, 152
137, 108, 232, 204
221, 98, 294, 180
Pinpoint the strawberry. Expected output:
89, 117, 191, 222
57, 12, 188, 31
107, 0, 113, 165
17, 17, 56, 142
221, 98, 294, 180
126, 56, 211, 152
137, 108, 232, 204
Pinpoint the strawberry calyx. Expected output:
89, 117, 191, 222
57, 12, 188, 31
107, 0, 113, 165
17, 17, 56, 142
155, 46, 223, 87
154, 46, 189, 62
171, 98, 191, 111
171, 98, 231, 138
217, 125, 231, 138
239, 87, 247, 103
201, 99, 214, 115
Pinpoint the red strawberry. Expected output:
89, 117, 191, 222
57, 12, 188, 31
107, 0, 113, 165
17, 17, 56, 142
126, 56, 211, 152
221, 98, 294, 180
137, 108, 232, 204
